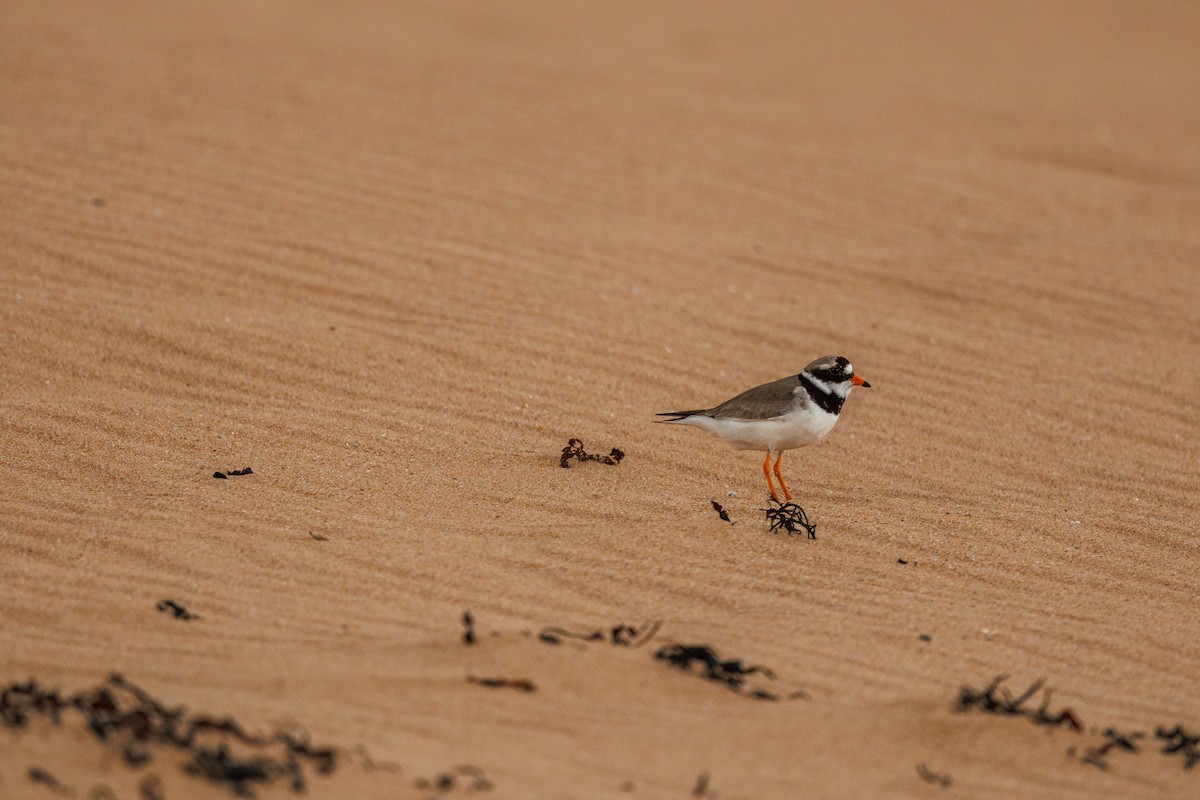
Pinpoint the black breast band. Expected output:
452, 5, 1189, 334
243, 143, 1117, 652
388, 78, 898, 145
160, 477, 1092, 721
798, 373, 844, 415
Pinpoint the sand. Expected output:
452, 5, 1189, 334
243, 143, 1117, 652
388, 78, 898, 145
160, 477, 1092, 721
2, 1, 1199, 797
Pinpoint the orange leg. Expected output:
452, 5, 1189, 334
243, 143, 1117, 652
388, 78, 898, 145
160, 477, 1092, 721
773, 452, 793, 502
762, 451, 780, 502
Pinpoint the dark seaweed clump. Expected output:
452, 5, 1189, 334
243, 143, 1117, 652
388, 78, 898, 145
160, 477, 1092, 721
559, 438, 624, 468
957, 675, 1200, 772
1, 674, 335, 797
763, 500, 816, 538
955, 675, 1082, 731
653, 644, 808, 702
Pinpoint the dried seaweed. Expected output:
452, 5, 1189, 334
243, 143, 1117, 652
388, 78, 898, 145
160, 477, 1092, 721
1080, 728, 1143, 770
483, 614, 806, 702
538, 626, 603, 644
916, 763, 952, 787
139, 775, 165, 800
653, 644, 807, 701
1, 675, 335, 797
961, 678, 1200, 773
155, 600, 198, 621
462, 611, 476, 645
559, 438, 625, 469
348, 744, 401, 774
28, 767, 73, 796
1157, 725, 1200, 769
610, 621, 662, 647
213, 468, 253, 479
955, 675, 1082, 731
414, 765, 492, 793
953, 676, 1200, 773
466, 676, 536, 693
537, 620, 662, 649
183, 744, 303, 797
763, 500, 817, 538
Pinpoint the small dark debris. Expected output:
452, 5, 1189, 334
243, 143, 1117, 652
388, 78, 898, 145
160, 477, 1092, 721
157, 597, 199, 623
91, 197, 106, 207
763, 500, 817, 538
462, 611, 476, 645
415, 765, 492, 793
559, 438, 625, 469
123, 739, 152, 766
156, 599, 198, 621
919, 634, 932, 642
28, 767, 73, 796
537, 620, 661, 649
1157, 725, 1200, 769
538, 626, 603, 645
1103, 728, 1143, 752
138, 775, 165, 800
916, 763, 952, 787
214, 468, 253, 479
467, 676, 536, 693
619, 780, 636, 792
691, 771, 711, 797
1056, 709, 1084, 731
610, 620, 662, 647
710, 500, 733, 524
349, 744, 401, 773
1080, 727, 1143, 770
897, 558, 909, 564
307, 531, 328, 541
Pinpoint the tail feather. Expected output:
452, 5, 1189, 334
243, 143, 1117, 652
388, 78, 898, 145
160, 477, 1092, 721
655, 409, 709, 422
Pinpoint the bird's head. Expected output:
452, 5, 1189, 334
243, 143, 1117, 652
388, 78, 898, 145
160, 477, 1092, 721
803, 355, 871, 397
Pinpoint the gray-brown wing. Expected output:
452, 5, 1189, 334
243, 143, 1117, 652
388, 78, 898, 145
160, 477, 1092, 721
707, 374, 806, 420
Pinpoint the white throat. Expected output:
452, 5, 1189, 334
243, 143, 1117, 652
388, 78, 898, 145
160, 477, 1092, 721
801, 370, 851, 399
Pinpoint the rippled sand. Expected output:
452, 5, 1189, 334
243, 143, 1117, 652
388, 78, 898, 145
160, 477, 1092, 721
2, 2, 1198, 797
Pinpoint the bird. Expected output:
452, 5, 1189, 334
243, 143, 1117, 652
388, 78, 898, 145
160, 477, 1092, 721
656, 355, 870, 502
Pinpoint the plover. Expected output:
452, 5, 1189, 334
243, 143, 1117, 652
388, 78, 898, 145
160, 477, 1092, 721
656, 355, 870, 502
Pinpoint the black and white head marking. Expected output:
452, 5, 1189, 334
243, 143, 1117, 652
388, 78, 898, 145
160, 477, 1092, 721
806, 356, 853, 385
798, 356, 855, 415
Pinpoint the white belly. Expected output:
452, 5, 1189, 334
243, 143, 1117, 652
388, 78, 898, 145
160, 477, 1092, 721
677, 405, 838, 452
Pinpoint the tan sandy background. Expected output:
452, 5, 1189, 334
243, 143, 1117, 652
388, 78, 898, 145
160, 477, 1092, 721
2, 1, 1199, 797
